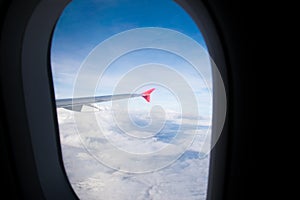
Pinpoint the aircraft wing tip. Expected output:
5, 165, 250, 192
142, 88, 155, 102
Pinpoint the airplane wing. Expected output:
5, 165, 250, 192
55, 88, 155, 112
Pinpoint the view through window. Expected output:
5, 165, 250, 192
51, 0, 213, 199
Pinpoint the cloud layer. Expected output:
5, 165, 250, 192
57, 105, 211, 200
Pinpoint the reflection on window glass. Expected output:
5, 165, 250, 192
51, 0, 212, 199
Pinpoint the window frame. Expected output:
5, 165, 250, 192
0, 0, 228, 199
174, 1, 229, 199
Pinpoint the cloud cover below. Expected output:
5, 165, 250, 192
57, 105, 211, 200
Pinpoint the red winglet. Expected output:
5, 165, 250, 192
142, 88, 155, 102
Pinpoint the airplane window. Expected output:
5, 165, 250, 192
50, 0, 223, 199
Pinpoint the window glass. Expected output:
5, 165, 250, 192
51, 0, 212, 199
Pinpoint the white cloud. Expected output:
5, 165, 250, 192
57, 105, 211, 200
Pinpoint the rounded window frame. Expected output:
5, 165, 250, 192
1, 0, 228, 199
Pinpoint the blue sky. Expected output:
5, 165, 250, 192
51, 0, 212, 117
52, 0, 206, 60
